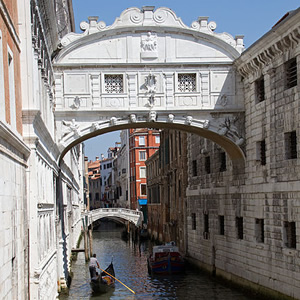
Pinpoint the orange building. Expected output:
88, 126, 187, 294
129, 128, 160, 209
0, 0, 22, 133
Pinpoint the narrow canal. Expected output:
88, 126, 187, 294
59, 222, 258, 300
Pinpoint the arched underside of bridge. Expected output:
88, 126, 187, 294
58, 120, 245, 168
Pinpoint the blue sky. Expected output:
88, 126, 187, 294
72, 0, 299, 160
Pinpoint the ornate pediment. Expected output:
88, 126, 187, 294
60, 6, 244, 54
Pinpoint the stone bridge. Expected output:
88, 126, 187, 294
84, 208, 144, 227
53, 6, 246, 167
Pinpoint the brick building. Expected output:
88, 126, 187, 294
147, 129, 188, 253
129, 128, 160, 209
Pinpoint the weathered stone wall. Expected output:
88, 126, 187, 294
186, 8, 300, 299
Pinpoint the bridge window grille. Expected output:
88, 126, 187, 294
191, 213, 196, 230
236, 217, 243, 239
255, 218, 264, 243
219, 152, 227, 172
178, 73, 196, 92
284, 221, 296, 249
104, 74, 123, 93
285, 131, 297, 159
285, 58, 297, 89
219, 215, 225, 235
255, 76, 265, 103
205, 156, 211, 174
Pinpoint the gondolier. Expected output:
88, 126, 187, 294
89, 254, 100, 278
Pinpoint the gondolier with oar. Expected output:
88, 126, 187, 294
89, 254, 100, 278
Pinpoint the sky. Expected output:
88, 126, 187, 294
72, 0, 300, 160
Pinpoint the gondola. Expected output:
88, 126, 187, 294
90, 262, 115, 294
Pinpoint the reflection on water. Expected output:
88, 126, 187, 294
59, 222, 256, 300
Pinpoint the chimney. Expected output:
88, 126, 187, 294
96, 156, 99, 161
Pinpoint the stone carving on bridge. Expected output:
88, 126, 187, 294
130, 114, 137, 123
141, 32, 158, 59
70, 96, 81, 109
144, 73, 157, 107
92, 122, 100, 131
59, 7, 243, 54
218, 116, 244, 145
168, 114, 175, 123
185, 116, 193, 125
62, 119, 81, 138
110, 117, 118, 126
148, 111, 157, 122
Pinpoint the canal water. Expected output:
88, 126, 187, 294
59, 222, 257, 300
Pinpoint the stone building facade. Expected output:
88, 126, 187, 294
0, 1, 84, 299
0, 0, 31, 298
186, 8, 300, 299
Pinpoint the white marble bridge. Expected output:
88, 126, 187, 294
83, 208, 144, 227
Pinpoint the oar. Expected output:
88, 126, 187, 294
99, 268, 136, 294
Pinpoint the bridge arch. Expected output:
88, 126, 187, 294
84, 208, 144, 227
54, 6, 246, 167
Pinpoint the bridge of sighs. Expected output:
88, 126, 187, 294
54, 6, 245, 166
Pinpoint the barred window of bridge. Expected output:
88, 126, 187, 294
104, 74, 123, 93
178, 73, 196, 92
205, 156, 211, 174
191, 213, 196, 230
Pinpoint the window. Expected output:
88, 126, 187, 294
205, 156, 211, 174
285, 131, 297, 159
140, 184, 147, 196
8, 48, 16, 129
155, 135, 160, 144
139, 136, 145, 146
285, 58, 297, 89
256, 140, 266, 165
139, 167, 146, 178
219, 152, 226, 172
178, 73, 196, 92
139, 151, 146, 161
192, 160, 197, 176
219, 215, 225, 235
284, 221, 296, 249
255, 219, 264, 243
0, 30, 5, 121
236, 217, 243, 239
255, 76, 265, 103
203, 213, 209, 239
104, 74, 123, 93
191, 213, 196, 230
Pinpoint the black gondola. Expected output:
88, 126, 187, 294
90, 262, 115, 294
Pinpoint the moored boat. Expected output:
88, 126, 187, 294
90, 262, 115, 294
147, 242, 185, 275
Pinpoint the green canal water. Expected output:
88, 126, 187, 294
59, 222, 260, 300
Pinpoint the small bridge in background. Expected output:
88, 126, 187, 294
83, 208, 144, 227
